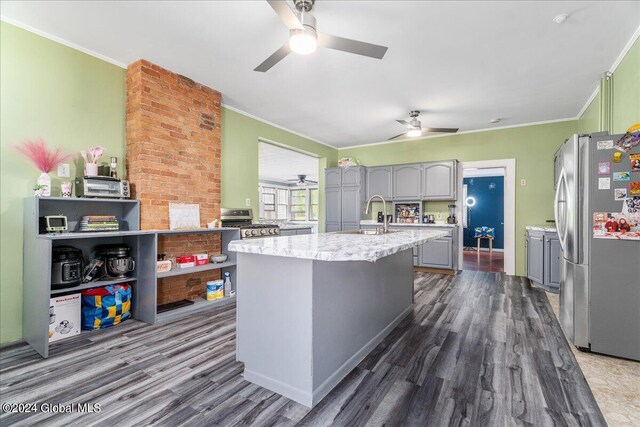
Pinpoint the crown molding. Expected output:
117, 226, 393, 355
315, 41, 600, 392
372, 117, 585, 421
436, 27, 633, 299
1, 15, 127, 68
222, 104, 337, 150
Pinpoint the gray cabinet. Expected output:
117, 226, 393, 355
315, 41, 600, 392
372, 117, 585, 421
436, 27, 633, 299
280, 228, 313, 236
420, 238, 453, 269
392, 164, 422, 200
422, 161, 457, 200
367, 166, 392, 199
324, 167, 366, 232
325, 168, 342, 188
526, 229, 560, 292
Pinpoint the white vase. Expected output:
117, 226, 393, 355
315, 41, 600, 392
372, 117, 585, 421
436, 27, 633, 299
85, 163, 98, 176
37, 172, 51, 197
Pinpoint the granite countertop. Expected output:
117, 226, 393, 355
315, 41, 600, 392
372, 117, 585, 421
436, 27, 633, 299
526, 225, 558, 233
360, 220, 459, 228
228, 229, 448, 262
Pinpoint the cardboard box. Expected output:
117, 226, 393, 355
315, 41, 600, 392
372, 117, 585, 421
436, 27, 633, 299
49, 293, 81, 342
177, 255, 195, 269
194, 253, 209, 266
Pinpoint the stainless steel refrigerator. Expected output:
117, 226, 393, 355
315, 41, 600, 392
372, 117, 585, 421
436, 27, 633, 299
554, 132, 640, 361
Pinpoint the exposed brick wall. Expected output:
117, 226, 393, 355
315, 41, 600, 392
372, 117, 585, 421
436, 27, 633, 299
126, 59, 222, 304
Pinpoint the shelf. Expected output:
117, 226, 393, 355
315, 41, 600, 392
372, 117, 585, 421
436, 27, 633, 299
157, 261, 236, 278
39, 230, 155, 240
51, 277, 137, 295
156, 296, 236, 323
37, 196, 138, 204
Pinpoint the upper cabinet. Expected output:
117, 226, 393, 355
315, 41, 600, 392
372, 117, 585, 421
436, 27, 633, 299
422, 161, 457, 200
325, 168, 342, 188
367, 166, 392, 199
341, 166, 365, 187
392, 164, 422, 200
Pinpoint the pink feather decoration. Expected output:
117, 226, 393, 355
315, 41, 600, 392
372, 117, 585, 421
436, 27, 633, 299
13, 139, 74, 173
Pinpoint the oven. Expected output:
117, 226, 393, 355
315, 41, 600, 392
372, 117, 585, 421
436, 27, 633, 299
220, 208, 280, 239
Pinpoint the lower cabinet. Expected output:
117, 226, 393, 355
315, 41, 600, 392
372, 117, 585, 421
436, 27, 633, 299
279, 228, 313, 236
326, 222, 341, 232
526, 229, 561, 292
419, 238, 453, 269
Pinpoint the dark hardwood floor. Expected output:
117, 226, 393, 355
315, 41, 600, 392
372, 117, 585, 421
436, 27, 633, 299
0, 271, 604, 426
463, 250, 504, 272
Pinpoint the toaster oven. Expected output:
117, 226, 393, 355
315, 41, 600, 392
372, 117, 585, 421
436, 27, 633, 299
75, 177, 130, 199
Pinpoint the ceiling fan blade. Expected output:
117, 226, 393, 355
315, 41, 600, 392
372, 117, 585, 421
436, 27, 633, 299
318, 33, 388, 59
266, 0, 304, 30
422, 127, 459, 133
396, 120, 410, 126
387, 133, 408, 141
254, 42, 291, 72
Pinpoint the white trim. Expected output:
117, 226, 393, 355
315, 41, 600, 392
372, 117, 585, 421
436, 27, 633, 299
224, 104, 337, 149
338, 118, 576, 150
461, 159, 516, 276
576, 24, 640, 119
0, 15, 127, 68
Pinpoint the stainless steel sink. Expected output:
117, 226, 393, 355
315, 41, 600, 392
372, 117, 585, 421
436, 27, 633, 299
337, 229, 400, 235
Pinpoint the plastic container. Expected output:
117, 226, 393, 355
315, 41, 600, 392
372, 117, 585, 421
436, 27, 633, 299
224, 272, 233, 297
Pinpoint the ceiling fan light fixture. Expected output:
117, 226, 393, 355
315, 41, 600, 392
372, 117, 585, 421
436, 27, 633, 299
406, 128, 422, 138
289, 29, 317, 54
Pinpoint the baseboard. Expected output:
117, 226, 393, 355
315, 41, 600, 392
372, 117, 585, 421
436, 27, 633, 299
311, 304, 414, 407
414, 267, 456, 275
244, 369, 313, 408
0, 338, 26, 350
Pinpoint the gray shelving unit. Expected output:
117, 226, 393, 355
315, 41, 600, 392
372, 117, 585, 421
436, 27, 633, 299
23, 197, 240, 358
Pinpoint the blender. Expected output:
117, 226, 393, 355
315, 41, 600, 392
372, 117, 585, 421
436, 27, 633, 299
447, 204, 457, 224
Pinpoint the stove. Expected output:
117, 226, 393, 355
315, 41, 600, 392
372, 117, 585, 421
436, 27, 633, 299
220, 208, 280, 239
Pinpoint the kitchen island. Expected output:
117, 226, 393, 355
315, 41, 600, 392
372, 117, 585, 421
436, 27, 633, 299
228, 228, 447, 407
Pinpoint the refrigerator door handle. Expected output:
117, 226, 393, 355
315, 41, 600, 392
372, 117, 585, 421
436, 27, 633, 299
554, 169, 568, 253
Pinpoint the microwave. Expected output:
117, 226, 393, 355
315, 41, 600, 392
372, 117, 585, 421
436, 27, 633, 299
75, 177, 130, 199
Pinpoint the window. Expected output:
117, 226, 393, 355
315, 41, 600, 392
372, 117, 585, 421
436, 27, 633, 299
290, 189, 307, 221
309, 188, 319, 221
276, 189, 288, 220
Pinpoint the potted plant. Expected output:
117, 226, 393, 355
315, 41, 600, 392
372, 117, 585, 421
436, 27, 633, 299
14, 139, 73, 197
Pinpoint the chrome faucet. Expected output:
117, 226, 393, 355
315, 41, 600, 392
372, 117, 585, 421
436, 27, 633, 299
365, 195, 389, 233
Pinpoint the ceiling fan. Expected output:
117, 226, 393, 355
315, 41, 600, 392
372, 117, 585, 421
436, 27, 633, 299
255, 0, 388, 72
388, 111, 459, 140
287, 174, 317, 186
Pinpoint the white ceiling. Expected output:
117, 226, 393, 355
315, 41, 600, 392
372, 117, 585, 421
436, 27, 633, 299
259, 142, 319, 184
1, 1, 639, 148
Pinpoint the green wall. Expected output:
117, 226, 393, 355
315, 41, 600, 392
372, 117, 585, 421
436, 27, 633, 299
339, 120, 579, 276
221, 108, 338, 230
578, 91, 602, 134
0, 22, 127, 343
612, 36, 640, 134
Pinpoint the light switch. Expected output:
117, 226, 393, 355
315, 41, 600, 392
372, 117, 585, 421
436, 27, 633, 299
437, 212, 442, 220
520, 179, 527, 186
57, 163, 70, 178
245, 198, 251, 207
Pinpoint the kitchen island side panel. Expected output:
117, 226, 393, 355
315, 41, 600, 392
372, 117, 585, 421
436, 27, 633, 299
311, 249, 414, 401
236, 252, 314, 403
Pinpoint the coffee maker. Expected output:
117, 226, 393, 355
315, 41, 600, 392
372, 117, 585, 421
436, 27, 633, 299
447, 204, 457, 224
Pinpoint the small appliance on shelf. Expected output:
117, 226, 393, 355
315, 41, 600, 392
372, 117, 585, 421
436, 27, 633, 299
51, 246, 83, 289
74, 176, 129, 199
393, 202, 421, 224
94, 244, 135, 279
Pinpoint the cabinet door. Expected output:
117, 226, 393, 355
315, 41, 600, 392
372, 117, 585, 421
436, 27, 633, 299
419, 238, 453, 268
392, 164, 422, 200
296, 228, 312, 235
279, 229, 297, 236
342, 166, 364, 187
342, 222, 360, 231
341, 187, 361, 224
367, 166, 393, 199
545, 234, 561, 288
422, 161, 456, 200
326, 223, 341, 232
325, 168, 342, 188
325, 187, 342, 224
527, 232, 544, 284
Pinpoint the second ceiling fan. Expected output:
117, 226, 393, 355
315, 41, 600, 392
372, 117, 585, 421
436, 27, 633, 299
388, 111, 459, 140
255, 0, 388, 72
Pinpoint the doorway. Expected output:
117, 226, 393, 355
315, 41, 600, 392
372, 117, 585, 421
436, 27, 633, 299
460, 159, 516, 275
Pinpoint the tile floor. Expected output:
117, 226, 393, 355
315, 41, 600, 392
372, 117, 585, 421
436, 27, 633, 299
546, 292, 640, 426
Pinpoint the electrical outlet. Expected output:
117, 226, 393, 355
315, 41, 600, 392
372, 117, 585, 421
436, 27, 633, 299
57, 163, 70, 178
245, 198, 251, 207
437, 212, 442, 220
520, 179, 527, 186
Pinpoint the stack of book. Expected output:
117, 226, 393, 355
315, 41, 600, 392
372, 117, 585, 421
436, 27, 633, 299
79, 215, 119, 232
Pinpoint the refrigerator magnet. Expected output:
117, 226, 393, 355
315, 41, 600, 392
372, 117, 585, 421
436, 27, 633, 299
631, 154, 640, 172
630, 182, 640, 195
614, 188, 627, 200
598, 177, 610, 190
613, 172, 631, 182
597, 140, 614, 150
598, 162, 611, 175
613, 152, 622, 163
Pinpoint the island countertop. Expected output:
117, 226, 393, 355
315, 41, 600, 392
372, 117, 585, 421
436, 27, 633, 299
228, 229, 448, 262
